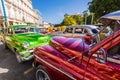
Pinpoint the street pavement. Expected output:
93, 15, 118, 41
0, 41, 36, 80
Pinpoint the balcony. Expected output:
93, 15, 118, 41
5, 0, 13, 4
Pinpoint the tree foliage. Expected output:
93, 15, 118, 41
88, 0, 120, 21
61, 15, 83, 26
87, 13, 97, 24
72, 15, 83, 24
61, 16, 76, 26
86, 14, 92, 24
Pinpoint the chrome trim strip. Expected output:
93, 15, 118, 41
93, 54, 120, 64
19, 50, 33, 55
21, 55, 34, 61
34, 55, 77, 80
107, 57, 120, 64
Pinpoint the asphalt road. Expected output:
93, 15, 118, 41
0, 41, 36, 80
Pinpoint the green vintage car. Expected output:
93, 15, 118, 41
3, 24, 52, 63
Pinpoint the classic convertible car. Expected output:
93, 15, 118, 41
3, 24, 52, 63
33, 11, 120, 80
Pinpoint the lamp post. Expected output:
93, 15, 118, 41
1, 0, 8, 28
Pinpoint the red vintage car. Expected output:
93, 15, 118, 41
33, 11, 120, 80
38, 27, 53, 34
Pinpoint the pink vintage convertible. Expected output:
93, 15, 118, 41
33, 11, 120, 80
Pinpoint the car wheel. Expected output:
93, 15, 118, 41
36, 65, 51, 80
15, 51, 22, 63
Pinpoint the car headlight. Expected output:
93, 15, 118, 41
22, 42, 30, 48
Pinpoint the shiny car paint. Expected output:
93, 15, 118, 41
3, 24, 52, 62
34, 11, 120, 80
38, 27, 53, 34
34, 29, 120, 80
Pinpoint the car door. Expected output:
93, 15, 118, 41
85, 32, 120, 79
91, 43, 120, 79
107, 43, 120, 64
73, 27, 88, 38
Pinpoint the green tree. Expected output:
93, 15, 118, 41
86, 14, 92, 24
61, 15, 83, 26
61, 16, 76, 26
88, 0, 120, 21
86, 13, 97, 24
72, 15, 83, 25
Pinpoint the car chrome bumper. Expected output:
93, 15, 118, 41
19, 49, 34, 55
21, 54, 34, 61
19, 49, 34, 61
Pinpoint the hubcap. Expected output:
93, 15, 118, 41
36, 69, 50, 80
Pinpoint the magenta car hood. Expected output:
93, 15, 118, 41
51, 36, 90, 54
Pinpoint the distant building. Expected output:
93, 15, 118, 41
0, 0, 39, 29
42, 21, 51, 28
35, 9, 43, 27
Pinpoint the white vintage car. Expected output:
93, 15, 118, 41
52, 25, 100, 43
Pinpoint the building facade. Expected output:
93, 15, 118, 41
42, 21, 51, 28
0, 0, 39, 29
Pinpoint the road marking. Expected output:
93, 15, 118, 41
24, 67, 33, 75
0, 67, 9, 74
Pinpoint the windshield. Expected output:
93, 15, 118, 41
91, 29, 99, 34
13, 26, 39, 34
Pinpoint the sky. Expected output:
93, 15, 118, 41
32, 0, 92, 24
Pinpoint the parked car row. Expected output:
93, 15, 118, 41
2, 11, 120, 80
3, 24, 102, 63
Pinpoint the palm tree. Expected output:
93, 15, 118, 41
91, 13, 94, 24
83, 10, 88, 24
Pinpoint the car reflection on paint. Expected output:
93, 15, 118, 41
33, 11, 120, 80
